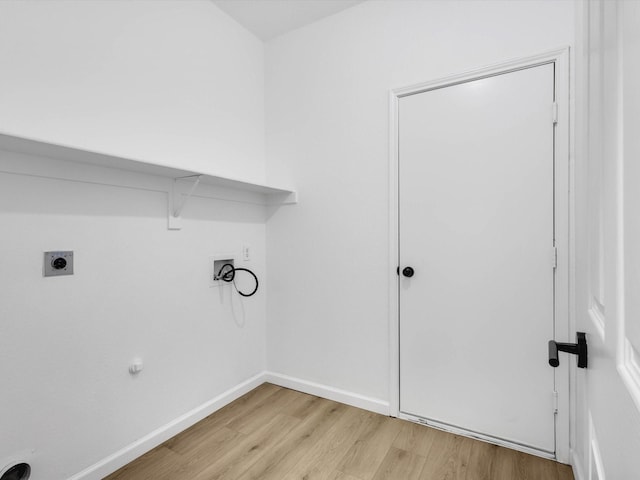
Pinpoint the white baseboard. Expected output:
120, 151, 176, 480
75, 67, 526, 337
69, 371, 390, 479
68, 372, 267, 480
571, 449, 587, 480
264, 371, 390, 416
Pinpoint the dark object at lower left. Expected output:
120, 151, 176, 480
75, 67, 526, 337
1, 463, 31, 480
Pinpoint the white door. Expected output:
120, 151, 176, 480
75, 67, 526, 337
398, 64, 557, 454
573, 1, 640, 478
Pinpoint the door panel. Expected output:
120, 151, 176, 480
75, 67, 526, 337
399, 64, 555, 453
574, 1, 640, 478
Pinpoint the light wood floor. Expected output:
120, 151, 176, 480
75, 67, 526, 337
105, 383, 575, 480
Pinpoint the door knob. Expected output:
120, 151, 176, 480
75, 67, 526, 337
402, 267, 415, 277
548, 332, 588, 368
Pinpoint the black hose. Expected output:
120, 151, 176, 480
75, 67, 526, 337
216, 263, 259, 297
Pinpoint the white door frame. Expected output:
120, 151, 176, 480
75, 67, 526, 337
388, 47, 572, 463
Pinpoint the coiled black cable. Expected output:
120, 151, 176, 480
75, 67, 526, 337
216, 263, 259, 297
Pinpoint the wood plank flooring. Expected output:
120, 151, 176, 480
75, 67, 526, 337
105, 383, 575, 480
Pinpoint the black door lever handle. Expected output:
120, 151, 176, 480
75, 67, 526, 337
549, 332, 588, 368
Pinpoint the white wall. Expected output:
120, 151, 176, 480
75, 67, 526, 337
0, 0, 265, 183
0, 1, 268, 479
265, 0, 575, 409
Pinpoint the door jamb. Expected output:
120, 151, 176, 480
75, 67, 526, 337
388, 47, 572, 463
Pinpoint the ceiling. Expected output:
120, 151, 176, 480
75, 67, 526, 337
212, 0, 365, 41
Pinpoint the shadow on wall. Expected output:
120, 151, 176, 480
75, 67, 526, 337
0, 169, 268, 225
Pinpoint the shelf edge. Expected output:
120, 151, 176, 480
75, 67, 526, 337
0, 131, 296, 198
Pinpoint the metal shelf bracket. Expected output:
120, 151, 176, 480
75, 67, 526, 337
168, 175, 201, 230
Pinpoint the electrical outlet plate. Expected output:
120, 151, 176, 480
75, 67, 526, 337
43, 251, 74, 277
209, 255, 235, 287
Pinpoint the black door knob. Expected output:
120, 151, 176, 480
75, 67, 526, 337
402, 266, 414, 277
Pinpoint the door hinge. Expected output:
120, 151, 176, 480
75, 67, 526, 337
553, 391, 559, 414
552, 102, 558, 125
552, 246, 558, 269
